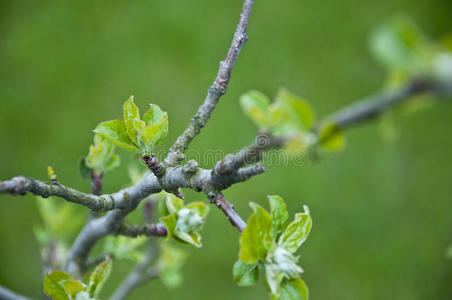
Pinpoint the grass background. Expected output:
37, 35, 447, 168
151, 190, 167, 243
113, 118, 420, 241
1, 0, 452, 299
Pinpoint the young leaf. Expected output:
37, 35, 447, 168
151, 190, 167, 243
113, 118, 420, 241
85, 135, 120, 174
73, 291, 93, 300
265, 262, 284, 296
140, 112, 168, 150
143, 104, 166, 126
94, 120, 138, 151
239, 202, 273, 264
369, 16, 425, 72
233, 260, 259, 287
161, 214, 177, 240
43, 270, 73, 300
175, 231, 202, 248
240, 90, 271, 127
35, 196, 84, 241
104, 154, 120, 172
318, 122, 345, 152
274, 277, 309, 300
63, 280, 87, 298
278, 207, 312, 254
103, 236, 147, 262
123, 95, 140, 122
47, 166, 57, 181
165, 193, 184, 214
79, 158, 91, 179
157, 242, 186, 288
88, 257, 112, 298
268, 195, 290, 240
176, 208, 204, 233
274, 89, 315, 131
185, 202, 210, 219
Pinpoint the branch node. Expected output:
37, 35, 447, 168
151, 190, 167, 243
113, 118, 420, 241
182, 160, 199, 174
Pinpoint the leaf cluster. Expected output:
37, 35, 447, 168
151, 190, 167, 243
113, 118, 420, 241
233, 195, 312, 299
159, 192, 209, 248
94, 96, 168, 155
43, 258, 112, 300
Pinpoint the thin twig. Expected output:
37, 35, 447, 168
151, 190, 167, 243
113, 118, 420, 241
210, 193, 247, 232
165, 0, 255, 166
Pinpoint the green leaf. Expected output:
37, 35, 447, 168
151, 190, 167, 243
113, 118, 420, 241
233, 260, 259, 287
43, 270, 73, 300
123, 95, 140, 122
103, 236, 147, 262
104, 154, 120, 172
185, 201, 210, 219
140, 112, 168, 150
63, 280, 87, 298
268, 195, 290, 241
175, 231, 202, 247
35, 196, 84, 240
240, 90, 271, 127
143, 104, 166, 126
265, 262, 284, 296
274, 277, 309, 300
165, 193, 184, 214
283, 133, 315, 155
88, 257, 112, 298
94, 120, 138, 151
123, 95, 143, 144
273, 89, 315, 131
79, 158, 91, 179
278, 207, 312, 254
73, 291, 93, 300
175, 208, 205, 233
239, 202, 273, 264
157, 242, 186, 288
85, 135, 119, 174
369, 16, 425, 72
47, 166, 57, 181
160, 214, 177, 240
318, 122, 345, 152
127, 122, 144, 147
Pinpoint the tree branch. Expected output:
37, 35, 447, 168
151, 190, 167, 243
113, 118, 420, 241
317, 78, 452, 130
1, 0, 260, 278
165, 0, 255, 166
214, 133, 285, 177
0, 176, 125, 211
117, 222, 167, 238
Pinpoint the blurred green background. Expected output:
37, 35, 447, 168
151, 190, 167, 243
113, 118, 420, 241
1, 0, 452, 299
